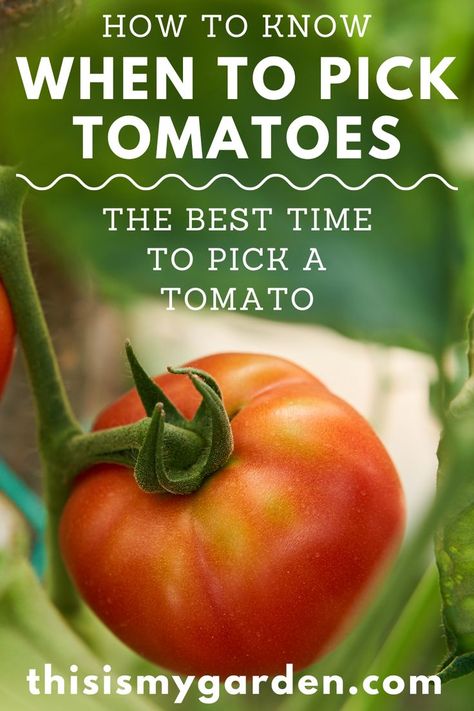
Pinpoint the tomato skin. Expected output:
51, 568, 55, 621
61, 353, 405, 676
0, 281, 15, 396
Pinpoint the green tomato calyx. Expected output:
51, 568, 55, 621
126, 342, 233, 495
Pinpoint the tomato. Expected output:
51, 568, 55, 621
60, 353, 404, 676
0, 281, 15, 395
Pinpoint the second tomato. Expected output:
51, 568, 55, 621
0, 281, 15, 395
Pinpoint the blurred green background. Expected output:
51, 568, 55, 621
0, 0, 473, 708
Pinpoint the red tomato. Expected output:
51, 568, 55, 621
61, 353, 404, 676
0, 281, 15, 395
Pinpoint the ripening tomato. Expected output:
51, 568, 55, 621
0, 281, 15, 395
60, 353, 404, 676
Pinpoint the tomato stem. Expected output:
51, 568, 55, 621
0, 168, 83, 612
68, 416, 204, 477
0, 168, 80, 446
0, 168, 234, 622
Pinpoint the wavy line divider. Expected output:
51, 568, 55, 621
16, 172, 458, 192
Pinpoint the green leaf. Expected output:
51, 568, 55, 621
436, 498, 474, 680
0, 553, 160, 710
439, 652, 474, 683
435, 316, 474, 683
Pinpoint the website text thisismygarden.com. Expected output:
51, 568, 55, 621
27, 664, 441, 703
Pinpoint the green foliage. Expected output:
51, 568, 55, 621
0, 0, 471, 354
436, 322, 474, 683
